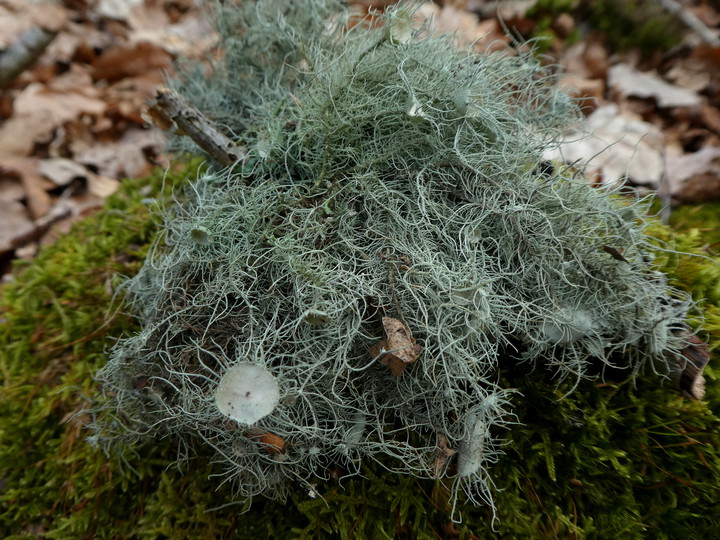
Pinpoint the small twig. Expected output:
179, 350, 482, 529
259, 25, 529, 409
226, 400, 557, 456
658, 0, 720, 47
148, 87, 246, 167
0, 26, 58, 88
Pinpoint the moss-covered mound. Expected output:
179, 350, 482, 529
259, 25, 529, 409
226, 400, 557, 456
2, 0, 720, 536
0, 173, 719, 539
84, 1, 705, 521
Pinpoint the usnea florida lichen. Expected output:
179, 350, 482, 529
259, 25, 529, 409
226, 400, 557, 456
88, 0, 699, 520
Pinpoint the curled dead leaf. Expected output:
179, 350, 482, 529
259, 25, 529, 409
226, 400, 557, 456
369, 316, 422, 376
677, 334, 710, 400
602, 245, 629, 264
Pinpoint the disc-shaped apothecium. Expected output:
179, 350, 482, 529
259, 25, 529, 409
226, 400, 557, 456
215, 363, 280, 425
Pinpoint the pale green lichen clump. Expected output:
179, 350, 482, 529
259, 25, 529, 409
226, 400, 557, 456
90, 0, 693, 519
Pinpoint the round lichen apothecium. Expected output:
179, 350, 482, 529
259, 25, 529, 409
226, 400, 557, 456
215, 363, 280, 425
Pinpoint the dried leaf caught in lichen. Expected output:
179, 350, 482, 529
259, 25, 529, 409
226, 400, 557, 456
432, 434, 457, 478
370, 317, 422, 376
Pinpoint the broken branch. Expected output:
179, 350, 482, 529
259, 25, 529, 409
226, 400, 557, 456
148, 87, 247, 167
658, 0, 720, 47
0, 27, 58, 89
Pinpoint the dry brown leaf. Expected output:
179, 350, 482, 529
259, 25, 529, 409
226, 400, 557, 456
552, 12, 575, 39
558, 74, 605, 112
96, 0, 144, 21
28, 4, 68, 33
701, 104, 720, 135
432, 433, 457, 478
87, 173, 119, 198
0, 116, 47, 160
666, 144, 720, 202
545, 104, 665, 187
0, 84, 107, 160
582, 40, 609, 80
125, 1, 215, 57
383, 317, 422, 363
126, 1, 170, 31
0, 199, 34, 254
609, 63, 702, 108
74, 128, 165, 179
370, 316, 422, 376
13, 82, 107, 124
0, 158, 52, 219
38, 158, 90, 187
416, 3, 509, 52
92, 42, 172, 82
46, 20, 114, 64
20, 166, 52, 220
48, 64, 95, 93
665, 58, 711, 93
0, 4, 34, 48
130, 18, 217, 57
417, 4, 479, 46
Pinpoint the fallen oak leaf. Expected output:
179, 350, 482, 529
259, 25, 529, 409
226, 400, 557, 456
384, 316, 422, 363
665, 144, 720, 203
369, 316, 422, 376
544, 104, 664, 187
37, 157, 90, 188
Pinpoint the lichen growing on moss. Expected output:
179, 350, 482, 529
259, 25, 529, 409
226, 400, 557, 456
0, 141, 719, 540
83, 0, 703, 520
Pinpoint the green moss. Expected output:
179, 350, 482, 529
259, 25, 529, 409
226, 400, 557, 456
586, 0, 684, 52
526, 0, 684, 53
1, 166, 719, 538
0, 160, 203, 538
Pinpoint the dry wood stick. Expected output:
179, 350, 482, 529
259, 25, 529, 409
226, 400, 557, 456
148, 87, 246, 167
0, 27, 58, 88
658, 0, 720, 47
